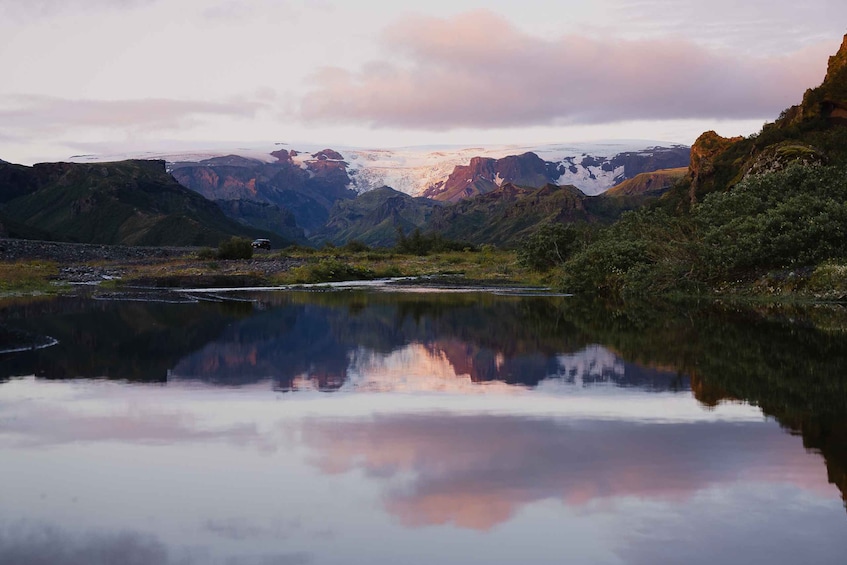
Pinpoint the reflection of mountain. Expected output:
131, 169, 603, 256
169, 292, 688, 393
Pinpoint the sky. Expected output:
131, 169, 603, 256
0, 0, 845, 164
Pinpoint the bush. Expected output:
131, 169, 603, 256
395, 228, 474, 255
560, 164, 847, 298
517, 223, 583, 272
217, 237, 253, 260
291, 258, 375, 283
342, 240, 370, 253
560, 208, 705, 298
696, 164, 847, 272
196, 247, 217, 260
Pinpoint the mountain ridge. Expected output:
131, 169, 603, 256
0, 159, 287, 247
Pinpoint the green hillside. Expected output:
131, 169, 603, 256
0, 160, 288, 247
310, 186, 439, 247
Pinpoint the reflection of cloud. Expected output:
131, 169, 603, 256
301, 414, 832, 530
617, 485, 847, 565
0, 521, 313, 565
0, 521, 169, 565
300, 10, 834, 129
202, 517, 303, 542
1, 403, 263, 448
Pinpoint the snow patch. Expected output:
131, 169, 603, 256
67, 140, 686, 197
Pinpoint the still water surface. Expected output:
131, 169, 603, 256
1, 289, 846, 564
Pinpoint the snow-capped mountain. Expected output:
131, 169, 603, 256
68, 140, 690, 198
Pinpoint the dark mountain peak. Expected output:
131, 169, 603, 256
271, 149, 293, 163
424, 152, 552, 202
173, 155, 264, 169
361, 185, 407, 199
170, 148, 356, 234
312, 148, 344, 161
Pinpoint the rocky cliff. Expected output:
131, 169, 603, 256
170, 149, 357, 234
681, 34, 847, 205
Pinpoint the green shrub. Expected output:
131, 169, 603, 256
196, 247, 217, 260
395, 227, 474, 255
517, 223, 582, 272
560, 208, 705, 298
217, 237, 253, 260
342, 240, 370, 253
292, 258, 375, 283
696, 164, 847, 272
561, 164, 847, 298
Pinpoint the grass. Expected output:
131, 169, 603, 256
1, 246, 549, 295
0, 261, 61, 295
268, 248, 546, 286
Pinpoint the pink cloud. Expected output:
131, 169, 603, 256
299, 10, 836, 129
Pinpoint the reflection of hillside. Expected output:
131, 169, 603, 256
0, 297, 252, 382
560, 299, 847, 509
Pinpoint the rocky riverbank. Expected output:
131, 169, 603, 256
0, 238, 193, 263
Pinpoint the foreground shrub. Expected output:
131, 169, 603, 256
561, 208, 704, 298
561, 164, 847, 298
291, 258, 375, 283
217, 237, 253, 260
517, 223, 583, 272
696, 164, 847, 271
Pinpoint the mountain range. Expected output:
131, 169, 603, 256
0, 141, 689, 248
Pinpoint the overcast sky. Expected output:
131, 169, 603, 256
1, 0, 845, 164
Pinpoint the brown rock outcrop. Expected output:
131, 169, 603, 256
686, 131, 744, 203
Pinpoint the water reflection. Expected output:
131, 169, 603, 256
302, 413, 831, 530
2, 290, 847, 563
0, 377, 843, 565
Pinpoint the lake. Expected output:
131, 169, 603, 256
1, 287, 846, 564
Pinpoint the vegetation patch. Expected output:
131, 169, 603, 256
0, 261, 60, 295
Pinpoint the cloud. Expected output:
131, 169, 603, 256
0, 95, 268, 136
301, 413, 833, 530
0, 0, 157, 19
299, 10, 836, 130
200, 0, 319, 22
